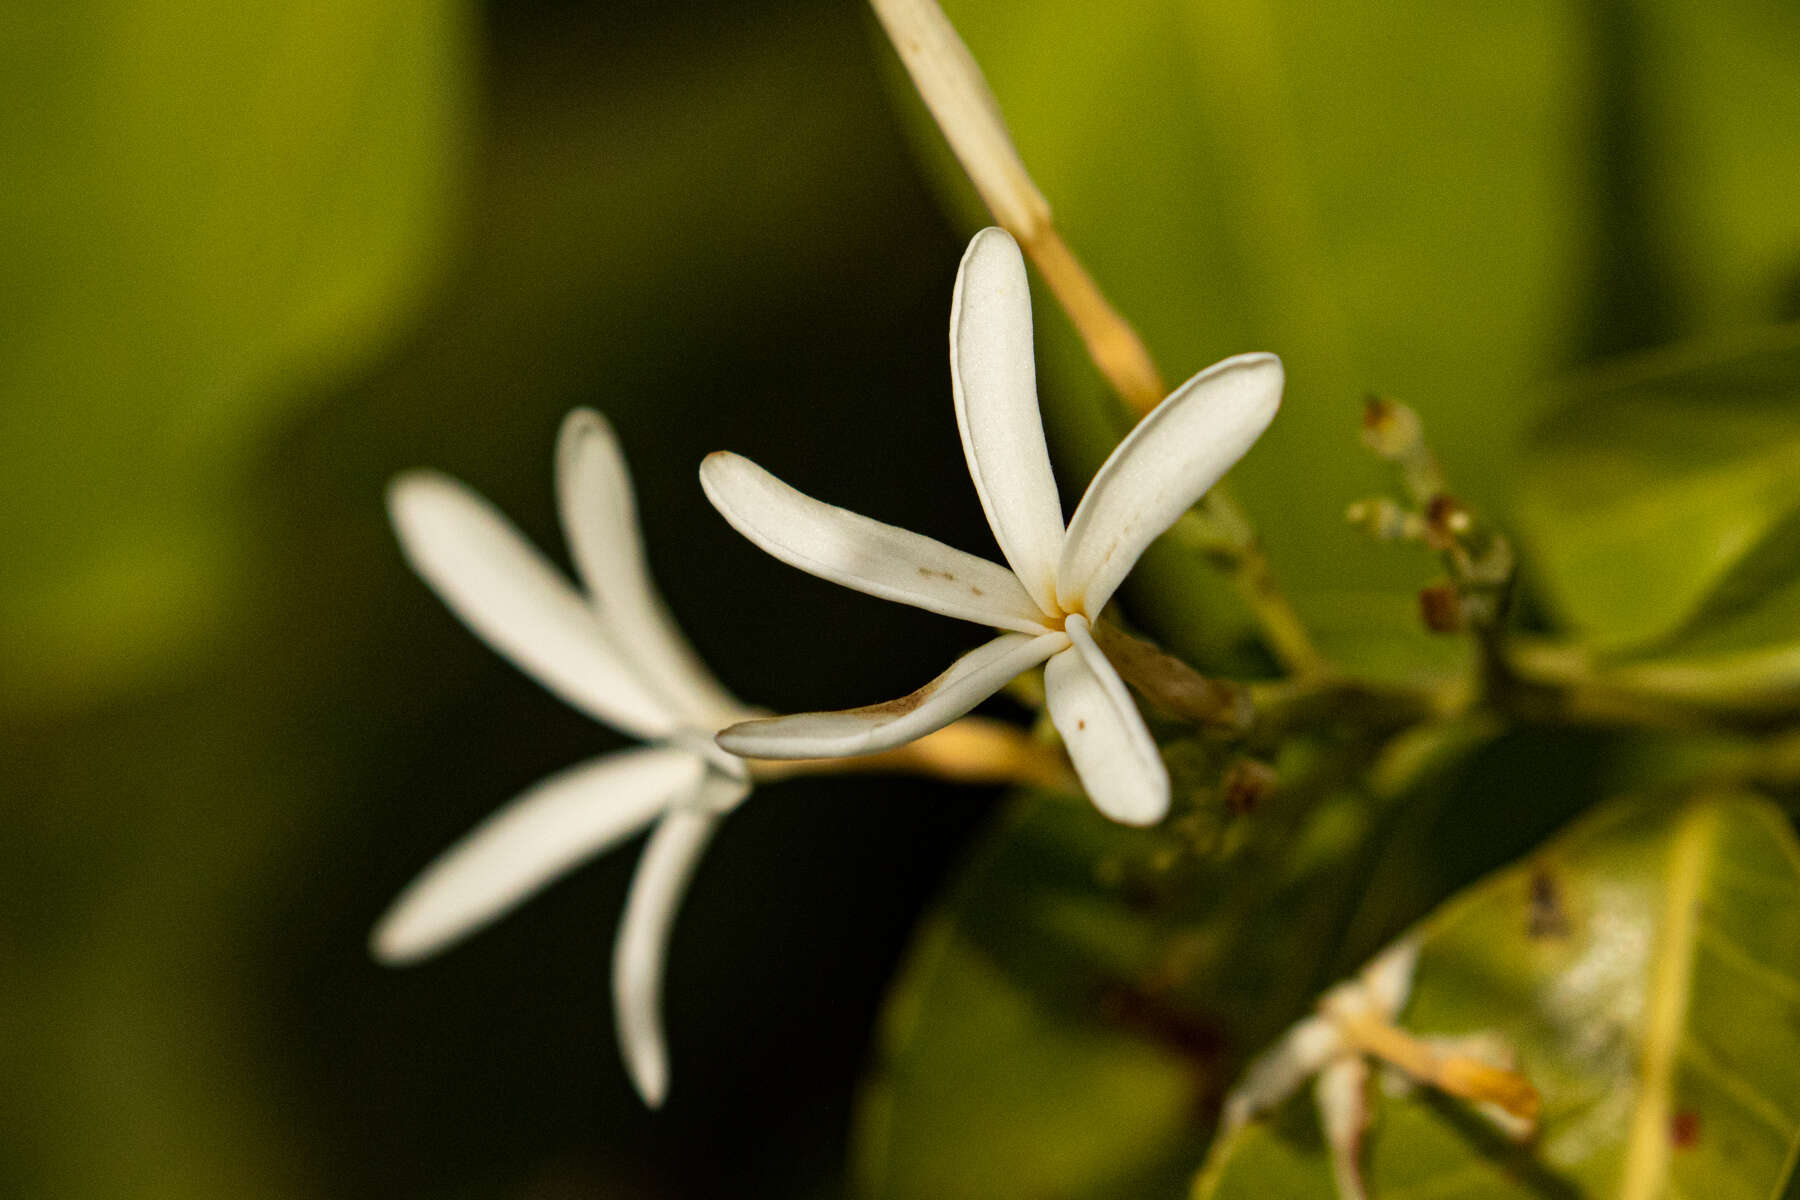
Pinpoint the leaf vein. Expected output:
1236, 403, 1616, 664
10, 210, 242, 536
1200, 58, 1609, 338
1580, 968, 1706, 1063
1696, 918, 1800, 1005
1680, 1035, 1797, 1137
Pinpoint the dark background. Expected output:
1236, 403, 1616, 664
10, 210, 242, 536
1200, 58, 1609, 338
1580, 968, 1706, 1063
9, 1, 1010, 1196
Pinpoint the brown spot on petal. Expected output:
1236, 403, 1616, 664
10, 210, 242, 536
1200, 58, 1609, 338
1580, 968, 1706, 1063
844, 671, 947, 718
1671, 1110, 1700, 1149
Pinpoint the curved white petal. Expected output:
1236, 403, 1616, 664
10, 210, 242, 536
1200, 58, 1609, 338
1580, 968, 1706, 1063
700, 452, 1052, 633
950, 228, 1064, 615
1316, 1056, 1372, 1200
1222, 1013, 1343, 1133
1044, 615, 1168, 825
1057, 353, 1283, 615
389, 471, 677, 739
557, 410, 748, 727
370, 746, 703, 964
715, 631, 1067, 759
613, 806, 723, 1108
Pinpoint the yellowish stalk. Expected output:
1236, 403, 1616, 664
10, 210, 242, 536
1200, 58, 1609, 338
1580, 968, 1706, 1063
1334, 1009, 1542, 1123
868, 0, 1324, 679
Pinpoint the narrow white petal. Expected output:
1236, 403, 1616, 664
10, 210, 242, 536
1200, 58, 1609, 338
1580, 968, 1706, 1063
951, 228, 1065, 614
1315, 1056, 1371, 1200
613, 806, 723, 1108
1057, 353, 1283, 615
715, 631, 1067, 759
557, 410, 748, 727
370, 747, 703, 964
389, 471, 677, 739
1221, 1014, 1343, 1133
1043, 615, 1168, 825
700, 452, 1052, 633
1357, 935, 1421, 1019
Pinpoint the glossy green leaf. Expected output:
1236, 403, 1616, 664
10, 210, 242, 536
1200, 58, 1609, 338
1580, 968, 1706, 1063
891, 1, 1800, 678
1197, 793, 1800, 1199
1516, 325, 1800, 653
0, 0, 469, 714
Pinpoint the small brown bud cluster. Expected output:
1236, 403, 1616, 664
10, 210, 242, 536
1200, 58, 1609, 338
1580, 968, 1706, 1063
1351, 395, 1514, 640
1419, 582, 1465, 633
1360, 396, 1424, 461
1220, 757, 1278, 815
1422, 492, 1474, 551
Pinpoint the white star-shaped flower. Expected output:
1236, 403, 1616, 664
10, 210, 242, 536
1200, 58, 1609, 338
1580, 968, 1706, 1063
699, 227, 1282, 826
1222, 937, 1537, 1200
373, 409, 757, 1108
1222, 940, 1422, 1200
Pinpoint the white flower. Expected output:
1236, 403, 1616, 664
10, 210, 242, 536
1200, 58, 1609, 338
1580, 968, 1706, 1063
1221, 937, 1536, 1200
372, 409, 757, 1109
1222, 940, 1422, 1200
700, 227, 1281, 826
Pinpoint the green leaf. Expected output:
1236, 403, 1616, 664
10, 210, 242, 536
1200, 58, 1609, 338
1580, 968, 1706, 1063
1196, 793, 1800, 1199
1640, 2, 1800, 334
1515, 325, 1800, 654
0, 0, 469, 714
853, 797, 1217, 1200
893, 1, 1800, 679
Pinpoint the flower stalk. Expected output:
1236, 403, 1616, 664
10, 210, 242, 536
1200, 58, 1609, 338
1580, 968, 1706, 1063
868, 0, 1323, 680
1092, 619, 1253, 733
1330, 1008, 1541, 1123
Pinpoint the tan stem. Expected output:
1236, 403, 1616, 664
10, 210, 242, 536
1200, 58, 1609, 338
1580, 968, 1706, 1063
1333, 1009, 1541, 1122
1022, 228, 1167, 413
1020, 228, 1324, 677
1093, 620, 1252, 732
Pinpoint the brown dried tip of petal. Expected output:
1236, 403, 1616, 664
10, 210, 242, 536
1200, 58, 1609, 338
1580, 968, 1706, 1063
1419, 582, 1465, 634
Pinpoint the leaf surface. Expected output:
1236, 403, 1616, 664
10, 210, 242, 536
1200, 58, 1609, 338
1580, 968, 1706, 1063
0, 0, 469, 712
894, 1, 1800, 678
1197, 794, 1800, 1199
1516, 327, 1800, 655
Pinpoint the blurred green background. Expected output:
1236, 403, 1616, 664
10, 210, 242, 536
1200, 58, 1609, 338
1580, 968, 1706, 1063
4, 0, 1798, 1197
